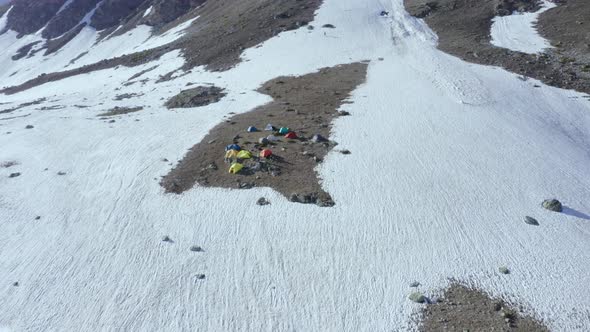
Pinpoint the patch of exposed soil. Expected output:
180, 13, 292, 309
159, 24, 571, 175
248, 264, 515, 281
12, 41, 42, 61
160, 62, 368, 206
417, 284, 550, 331
165, 86, 226, 109
177, 0, 322, 71
404, 0, 590, 94
538, 0, 590, 63
0, 98, 46, 115
98, 106, 143, 117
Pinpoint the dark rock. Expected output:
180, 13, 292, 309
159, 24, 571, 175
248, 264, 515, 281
195, 274, 206, 280
410, 281, 421, 287
338, 110, 351, 116
190, 245, 203, 252
9, 172, 21, 178
25, 125, 34, 129
257, 197, 270, 206
524, 216, 539, 226
542, 199, 563, 212
165, 86, 226, 109
322, 24, 336, 28
409, 292, 426, 303
340, 150, 351, 155
162, 235, 172, 242
57, 171, 67, 176
35, 216, 41, 220
13, 282, 19, 287
499, 266, 510, 274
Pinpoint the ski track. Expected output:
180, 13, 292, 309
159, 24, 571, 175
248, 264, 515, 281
1, 0, 590, 331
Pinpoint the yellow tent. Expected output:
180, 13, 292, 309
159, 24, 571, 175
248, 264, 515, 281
229, 163, 244, 174
237, 150, 252, 159
225, 149, 239, 159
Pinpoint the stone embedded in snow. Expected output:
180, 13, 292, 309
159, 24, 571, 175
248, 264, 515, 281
338, 110, 351, 116
9, 172, 21, 178
542, 199, 563, 212
409, 292, 426, 303
57, 171, 67, 176
25, 125, 34, 129
524, 216, 539, 226
162, 235, 172, 242
13, 282, 19, 287
499, 266, 510, 274
322, 24, 336, 29
190, 246, 203, 252
257, 197, 270, 206
195, 274, 206, 280
340, 150, 351, 155
35, 216, 41, 220
410, 281, 421, 288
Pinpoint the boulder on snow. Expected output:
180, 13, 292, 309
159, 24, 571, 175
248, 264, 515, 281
524, 216, 539, 226
25, 125, 34, 129
410, 281, 421, 288
9, 172, 21, 178
499, 266, 510, 274
162, 235, 172, 242
257, 197, 270, 206
190, 245, 203, 252
195, 274, 206, 280
409, 292, 426, 303
542, 199, 563, 212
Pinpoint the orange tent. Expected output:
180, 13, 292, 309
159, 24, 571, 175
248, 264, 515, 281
285, 132, 298, 139
260, 149, 273, 158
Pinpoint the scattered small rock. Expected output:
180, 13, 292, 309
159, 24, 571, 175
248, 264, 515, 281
190, 245, 203, 252
499, 266, 510, 274
257, 197, 270, 206
409, 292, 426, 303
25, 125, 34, 129
524, 216, 539, 226
9, 172, 21, 178
542, 199, 563, 212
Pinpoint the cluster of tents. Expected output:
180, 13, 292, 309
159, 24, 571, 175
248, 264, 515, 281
224, 123, 300, 174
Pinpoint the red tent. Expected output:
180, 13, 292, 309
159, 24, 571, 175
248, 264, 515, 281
260, 149, 273, 158
285, 132, 298, 139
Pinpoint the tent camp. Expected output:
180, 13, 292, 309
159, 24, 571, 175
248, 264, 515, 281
260, 149, 273, 158
247, 126, 259, 132
266, 135, 279, 142
225, 149, 239, 159
285, 132, 298, 139
312, 134, 327, 142
225, 144, 241, 151
229, 163, 244, 174
265, 124, 275, 131
258, 137, 269, 145
237, 150, 253, 159
278, 127, 290, 135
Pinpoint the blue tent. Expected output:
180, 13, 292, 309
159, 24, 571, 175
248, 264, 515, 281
225, 144, 241, 152
247, 126, 259, 132
264, 124, 275, 131
278, 127, 290, 135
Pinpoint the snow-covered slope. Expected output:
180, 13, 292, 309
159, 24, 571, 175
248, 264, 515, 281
1, 0, 589, 331
491, 0, 556, 54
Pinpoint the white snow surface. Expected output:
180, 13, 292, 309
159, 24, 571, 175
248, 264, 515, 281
0, 0, 589, 331
491, 0, 556, 54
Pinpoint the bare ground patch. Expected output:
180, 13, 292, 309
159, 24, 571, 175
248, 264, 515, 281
97, 106, 143, 117
165, 86, 226, 109
160, 62, 368, 206
417, 283, 550, 331
404, 0, 590, 94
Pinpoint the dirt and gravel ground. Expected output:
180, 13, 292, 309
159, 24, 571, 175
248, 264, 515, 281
404, 0, 590, 95
161, 62, 368, 206
417, 284, 550, 331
